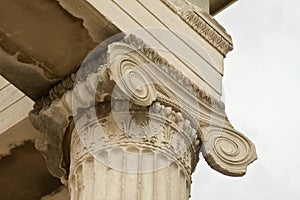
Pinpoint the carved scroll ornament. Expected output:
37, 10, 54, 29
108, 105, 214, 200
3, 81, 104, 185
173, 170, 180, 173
29, 35, 256, 179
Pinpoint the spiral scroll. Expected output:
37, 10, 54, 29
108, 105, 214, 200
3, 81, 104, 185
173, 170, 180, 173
107, 43, 157, 106
202, 126, 257, 176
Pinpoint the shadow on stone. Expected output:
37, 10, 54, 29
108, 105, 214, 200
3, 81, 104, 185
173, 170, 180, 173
0, 142, 62, 200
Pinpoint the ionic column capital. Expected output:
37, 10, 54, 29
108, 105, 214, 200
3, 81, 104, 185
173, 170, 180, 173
29, 34, 256, 180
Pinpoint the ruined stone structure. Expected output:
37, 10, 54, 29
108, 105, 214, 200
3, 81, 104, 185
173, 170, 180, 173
0, 0, 256, 199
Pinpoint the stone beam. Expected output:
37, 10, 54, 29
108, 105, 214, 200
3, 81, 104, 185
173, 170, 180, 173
0, 0, 120, 100
0, 0, 235, 100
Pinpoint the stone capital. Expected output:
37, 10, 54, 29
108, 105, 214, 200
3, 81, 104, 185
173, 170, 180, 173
29, 34, 256, 181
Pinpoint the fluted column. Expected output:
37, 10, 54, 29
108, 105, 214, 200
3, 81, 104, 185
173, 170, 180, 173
69, 135, 190, 200
29, 34, 256, 200
68, 102, 197, 200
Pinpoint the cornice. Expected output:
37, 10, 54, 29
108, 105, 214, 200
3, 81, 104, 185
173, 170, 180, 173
160, 0, 233, 56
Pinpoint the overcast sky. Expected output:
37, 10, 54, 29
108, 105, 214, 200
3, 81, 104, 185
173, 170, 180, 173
191, 0, 300, 199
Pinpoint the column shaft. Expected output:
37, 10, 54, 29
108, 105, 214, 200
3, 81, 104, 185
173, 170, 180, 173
69, 129, 190, 200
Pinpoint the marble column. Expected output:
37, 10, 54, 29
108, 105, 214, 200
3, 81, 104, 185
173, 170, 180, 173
68, 102, 196, 200
29, 35, 256, 200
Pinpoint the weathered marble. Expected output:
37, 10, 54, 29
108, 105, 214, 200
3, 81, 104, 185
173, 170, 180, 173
0, 0, 257, 199
30, 34, 256, 199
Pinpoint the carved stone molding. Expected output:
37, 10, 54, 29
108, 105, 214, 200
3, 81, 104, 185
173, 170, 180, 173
69, 103, 194, 199
160, 0, 233, 56
29, 34, 256, 180
74, 101, 197, 175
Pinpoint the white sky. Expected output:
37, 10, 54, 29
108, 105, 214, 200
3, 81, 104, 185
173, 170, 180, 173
191, 0, 300, 199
